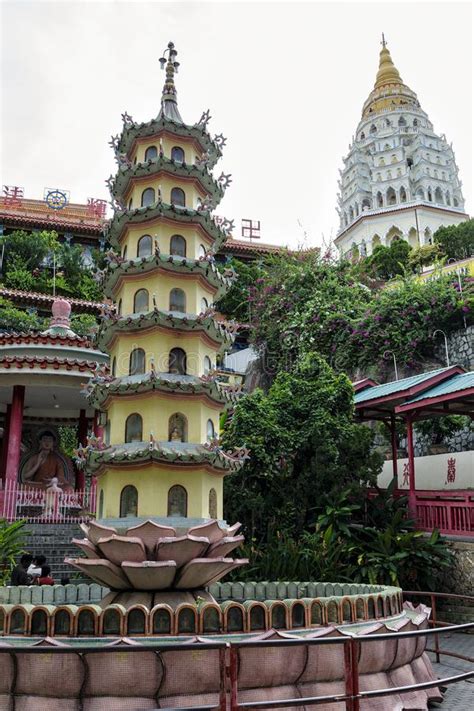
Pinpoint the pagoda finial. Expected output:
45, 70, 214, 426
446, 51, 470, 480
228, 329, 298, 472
374, 36, 402, 90
158, 41, 183, 123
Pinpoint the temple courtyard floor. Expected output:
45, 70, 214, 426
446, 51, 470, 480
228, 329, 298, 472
428, 632, 474, 709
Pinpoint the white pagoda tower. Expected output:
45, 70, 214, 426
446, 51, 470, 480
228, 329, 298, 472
334, 37, 469, 258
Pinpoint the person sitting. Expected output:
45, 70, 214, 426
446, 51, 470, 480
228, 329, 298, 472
37, 565, 54, 586
22, 430, 73, 491
27, 554, 46, 580
10, 554, 33, 585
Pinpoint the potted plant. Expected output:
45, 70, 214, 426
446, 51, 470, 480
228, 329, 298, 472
414, 416, 470, 455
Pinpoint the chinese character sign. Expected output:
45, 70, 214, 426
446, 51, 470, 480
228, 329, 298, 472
2, 185, 24, 206
402, 462, 410, 487
446, 457, 456, 484
241, 219, 261, 239
87, 198, 107, 219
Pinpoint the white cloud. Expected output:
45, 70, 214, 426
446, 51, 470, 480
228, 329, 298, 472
1, 1, 472, 249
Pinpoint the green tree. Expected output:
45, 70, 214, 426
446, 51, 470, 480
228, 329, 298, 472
365, 239, 412, 280
0, 229, 59, 274
434, 219, 474, 261
223, 353, 381, 544
215, 258, 265, 322
0, 297, 44, 331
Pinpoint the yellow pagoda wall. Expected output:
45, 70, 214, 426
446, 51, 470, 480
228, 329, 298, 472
115, 273, 215, 315
110, 330, 218, 377
107, 394, 221, 445
97, 465, 223, 519
120, 222, 212, 259
126, 175, 205, 210
130, 135, 201, 165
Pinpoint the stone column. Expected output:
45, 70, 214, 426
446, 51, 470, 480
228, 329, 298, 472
4, 385, 25, 484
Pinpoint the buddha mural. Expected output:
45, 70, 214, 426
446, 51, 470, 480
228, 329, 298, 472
20, 429, 74, 490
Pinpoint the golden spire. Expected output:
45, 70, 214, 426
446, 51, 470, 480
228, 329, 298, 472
374, 34, 402, 89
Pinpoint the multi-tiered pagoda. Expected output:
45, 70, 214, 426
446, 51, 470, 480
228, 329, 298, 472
83, 42, 246, 525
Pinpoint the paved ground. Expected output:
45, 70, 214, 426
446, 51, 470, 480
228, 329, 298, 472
427, 632, 474, 710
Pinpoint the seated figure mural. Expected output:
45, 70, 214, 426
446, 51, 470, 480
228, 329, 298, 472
20, 429, 74, 490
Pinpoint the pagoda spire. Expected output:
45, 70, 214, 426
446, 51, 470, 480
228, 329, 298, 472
158, 41, 183, 123
374, 35, 403, 90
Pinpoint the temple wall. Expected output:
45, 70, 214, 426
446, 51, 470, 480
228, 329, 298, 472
379, 450, 474, 489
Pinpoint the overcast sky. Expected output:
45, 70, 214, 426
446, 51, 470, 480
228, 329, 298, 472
1, 0, 472, 249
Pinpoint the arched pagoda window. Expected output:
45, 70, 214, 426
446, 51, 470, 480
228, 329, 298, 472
170, 234, 186, 257
167, 485, 187, 517
129, 348, 146, 375
120, 485, 138, 517
98, 490, 104, 519
137, 235, 153, 257
117, 299, 122, 316
111, 357, 117, 376
168, 413, 188, 442
198, 243, 207, 258
207, 419, 215, 441
171, 146, 185, 163
171, 187, 185, 207
204, 356, 212, 374
145, 146, 158, 161
133, 288, 149, 313
169, 348, 186, 375
209, 488, 217, 518
169, 288, 186, 312
125, 414, 143, 443
200, 297, 209, 312
122, 245, 128, 259
141, 187, 155, 207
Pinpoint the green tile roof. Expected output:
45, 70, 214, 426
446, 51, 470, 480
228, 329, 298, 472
404, 371, 474, 404
354, 367, 452, 405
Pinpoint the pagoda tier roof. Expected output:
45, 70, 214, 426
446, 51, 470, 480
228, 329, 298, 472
117, 117, 222, 169
85, 439, 247, 474
85, 370, 241, 409
106, 201, 229, 249
111, 155, 224, 204
0, 287, 105, 315
97, 308, 236, 351
103, 252, 234, 299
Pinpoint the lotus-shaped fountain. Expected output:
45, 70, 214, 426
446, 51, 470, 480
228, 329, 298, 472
66, 519, 247, 591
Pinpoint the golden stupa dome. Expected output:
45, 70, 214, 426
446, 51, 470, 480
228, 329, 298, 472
362, 37, 420, 118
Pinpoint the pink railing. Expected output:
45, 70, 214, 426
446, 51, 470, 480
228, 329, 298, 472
0, 480, 97, 523
414, 490, 474, 536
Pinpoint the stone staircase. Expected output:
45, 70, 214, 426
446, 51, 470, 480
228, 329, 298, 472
24, 523, 84, 582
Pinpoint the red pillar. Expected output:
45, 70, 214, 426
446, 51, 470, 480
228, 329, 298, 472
405, 415, 417, 520
390, 415, 398, 488
4, 386, 25, 484
0, 404, 12, 483
76, 409, 88, 490
93, 411, 104, 441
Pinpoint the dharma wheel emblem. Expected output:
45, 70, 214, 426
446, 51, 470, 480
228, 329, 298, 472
45, 189, 68, 210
